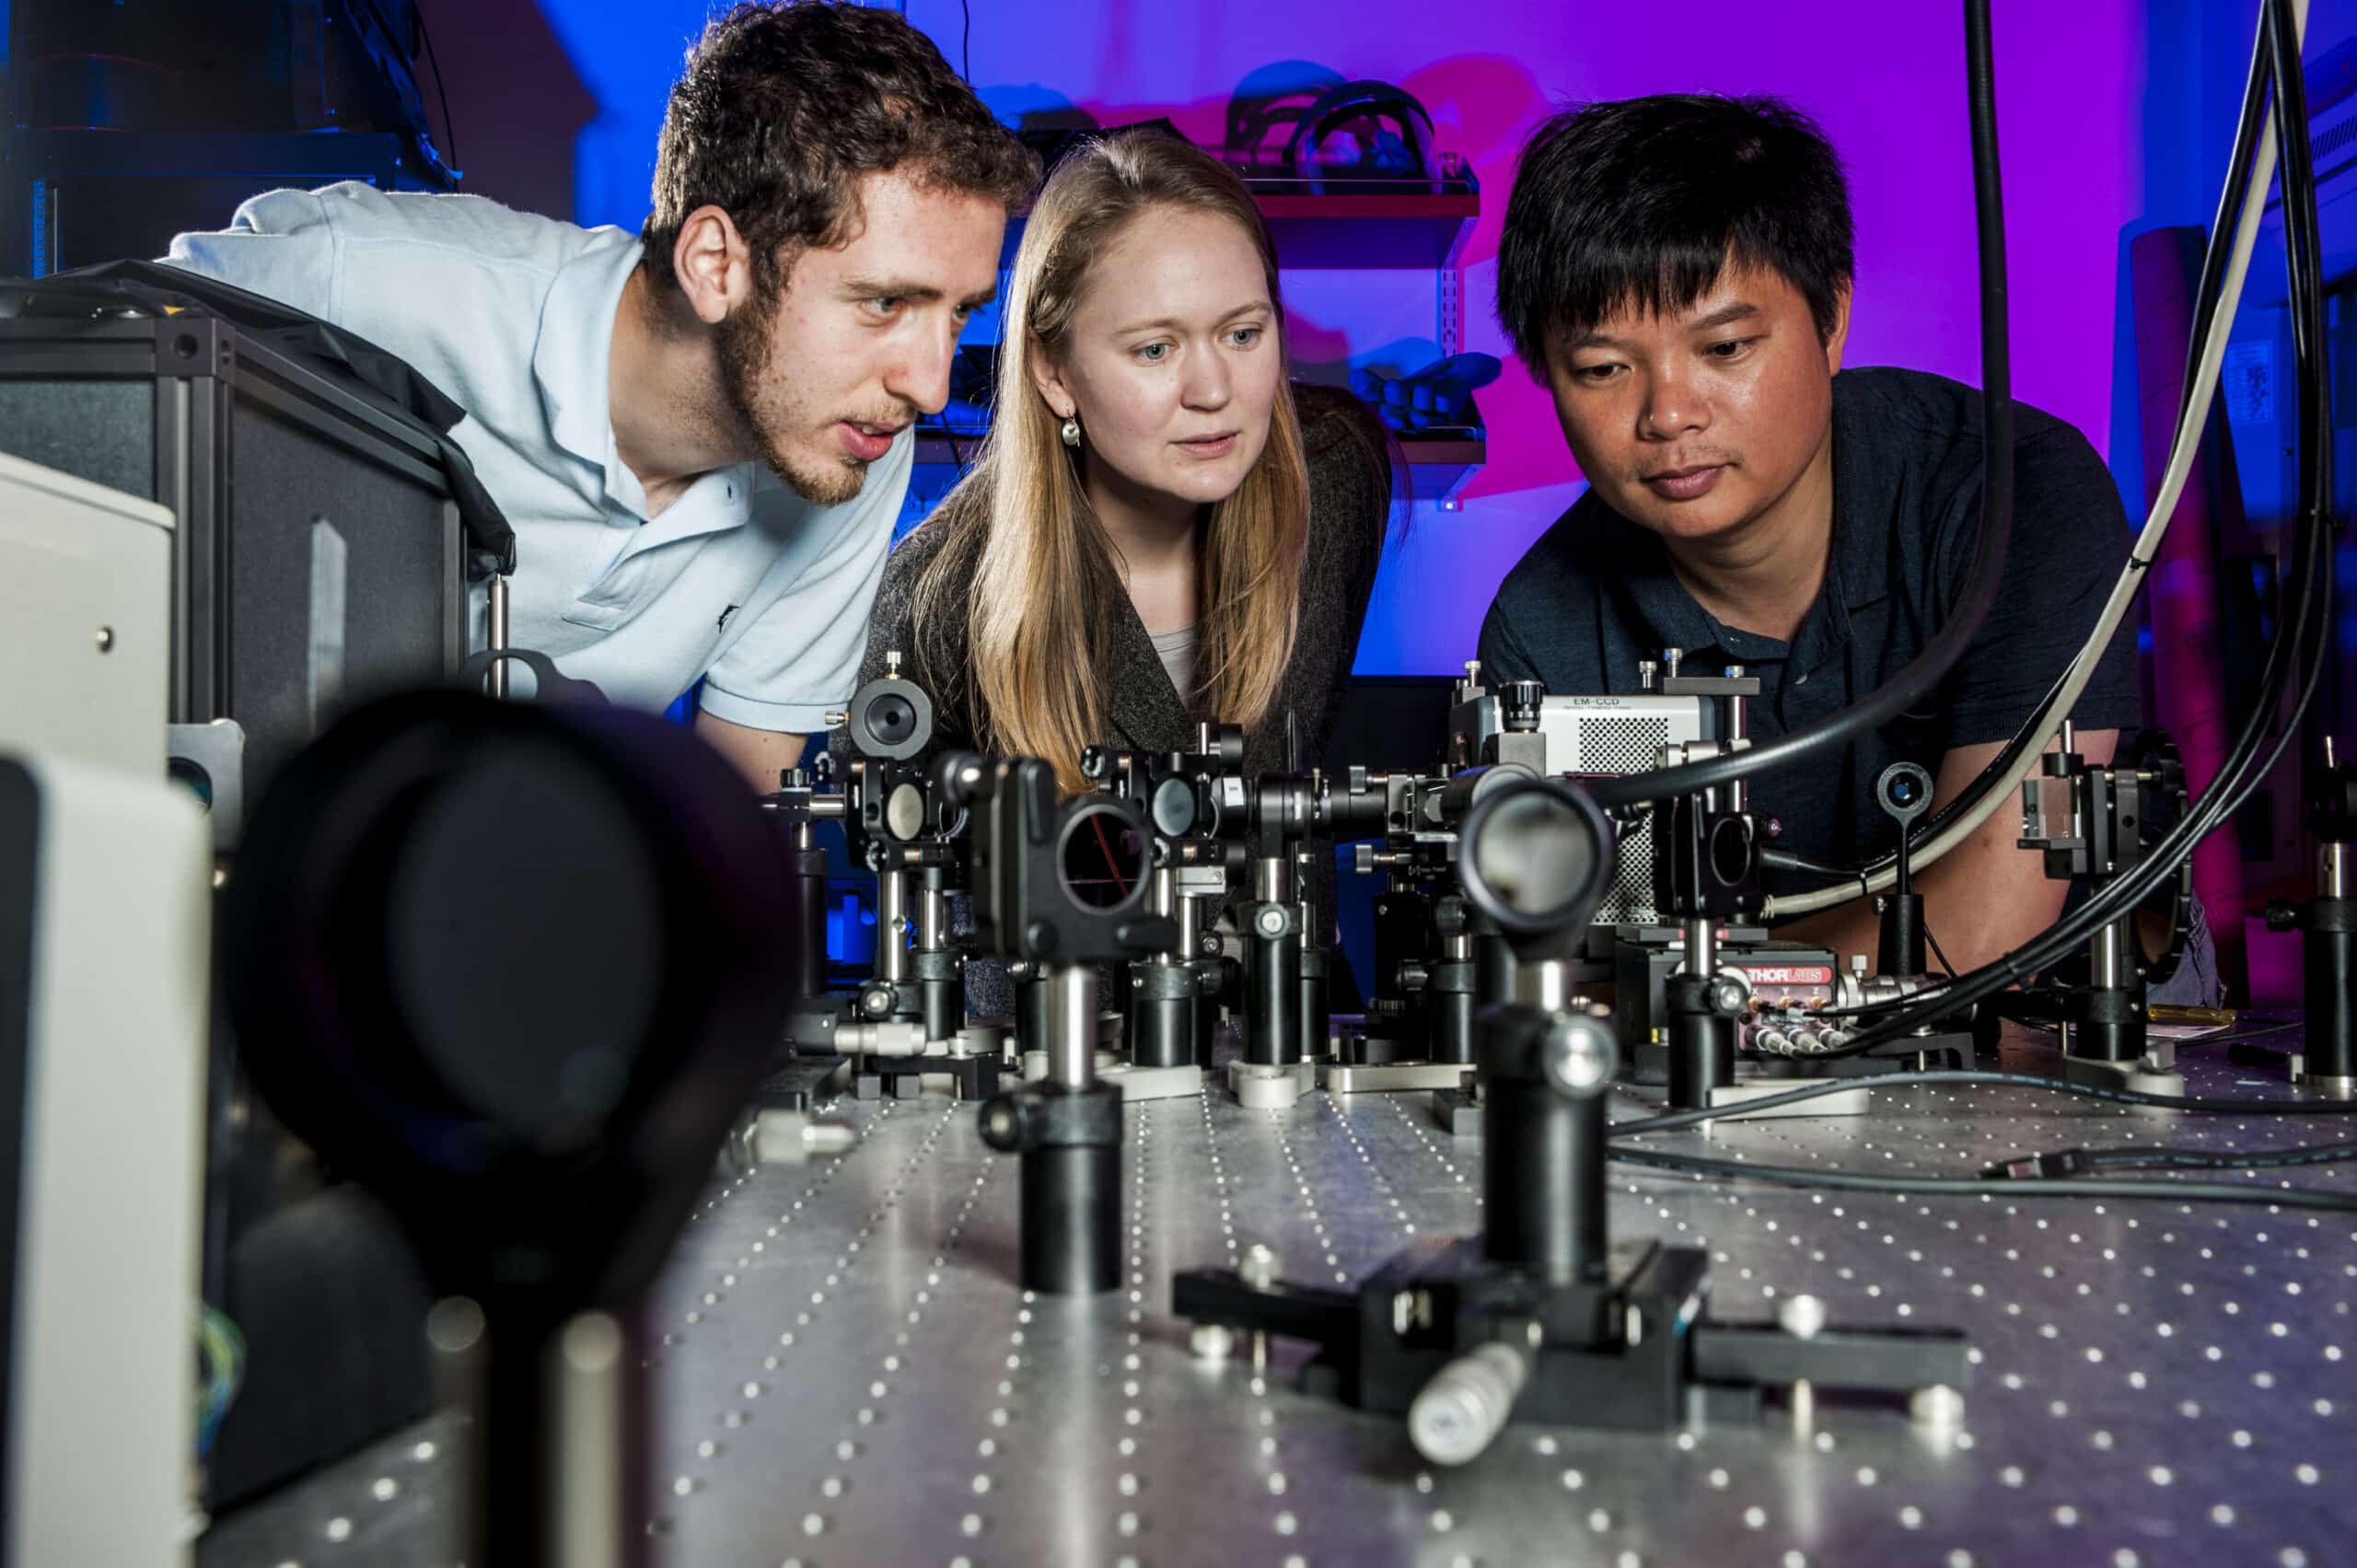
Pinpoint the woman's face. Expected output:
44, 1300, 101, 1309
1033, 205, 1282, 513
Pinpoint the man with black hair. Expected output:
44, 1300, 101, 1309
164, 2, 1037, 787
1479, 93, 2160, 981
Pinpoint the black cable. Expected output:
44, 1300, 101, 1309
2216, 546, 2335, 819
1880, 6, 2270, 861
1761, 847, 1871, 895
2178, 11, 2274, 429
414, 1, 460, 176
1755, 8, 2278, 896
1993, 1134, 2357, 1178
2133, 0, 2330, 833
1825, 535, 2326, 1046
1605, 1058, 2352, 1139
1824, 578, 2325, 1047
1819, 506, 2319, 1023
1924, 921, 1957, 978
2270, 0, 2333, 517
1821, 17, 2334, 1053
1694, 9, 2298, 933
1585, 0, 2013, 811
2094, 1144, 2357, 1170
1608, 1144, 2357, 1214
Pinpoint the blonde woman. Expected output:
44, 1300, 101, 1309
855, 129, 1393, 794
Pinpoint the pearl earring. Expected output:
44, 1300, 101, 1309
1060, 415, 1081, 447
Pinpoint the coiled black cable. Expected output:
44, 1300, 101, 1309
1756, 6, 2281, 897
1814, 0, 2334, 1051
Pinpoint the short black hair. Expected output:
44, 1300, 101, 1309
1494, 94, 1853, 377
644, 2, 1038, 297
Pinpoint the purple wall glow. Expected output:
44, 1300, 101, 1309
532, 0, 2147, 675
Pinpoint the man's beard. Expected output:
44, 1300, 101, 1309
715, 297, 866, 507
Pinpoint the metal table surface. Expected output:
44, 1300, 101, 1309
199, 1025, 2357, 1568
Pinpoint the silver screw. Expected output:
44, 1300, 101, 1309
1189, 1323, 1234, 1364
1779, 1295, 1828, 1340
802, 1121, 857, 1157
1910, 1384, 1966, 1434
1408, 1342, 1528, 1467
1542, 1018, 1617, 1094
1237, 1248, 1281, 1379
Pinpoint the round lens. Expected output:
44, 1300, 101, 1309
1060, 802, 1147, 910
868, 693, 916, 745
1469, 790, 1601, 924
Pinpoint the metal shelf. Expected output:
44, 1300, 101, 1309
993, 166, 1479, 274
1398, 434, 1484, 511
1248, 189, 1479, 271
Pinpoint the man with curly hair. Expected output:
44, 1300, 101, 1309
168, 3, 1037, 785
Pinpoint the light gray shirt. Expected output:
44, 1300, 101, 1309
1148, 623, 1196, 703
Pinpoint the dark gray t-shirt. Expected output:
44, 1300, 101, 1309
1476, 366, 2141, 898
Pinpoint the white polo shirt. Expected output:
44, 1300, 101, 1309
162, 181, 906, 733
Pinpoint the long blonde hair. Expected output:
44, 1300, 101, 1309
909, 130, 1312, 792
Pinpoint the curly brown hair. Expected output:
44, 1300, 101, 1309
643, 1, 1038, 300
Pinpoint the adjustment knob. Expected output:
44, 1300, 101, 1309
1501, 680, 1547, 734
1707, 975, 1750, 1017
1409, 1342, 1529, 1467
977, 1092, 1037, 1153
